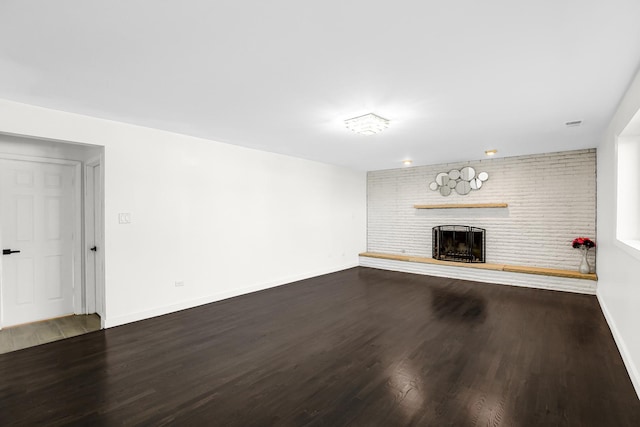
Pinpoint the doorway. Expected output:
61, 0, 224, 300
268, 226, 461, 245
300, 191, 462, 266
0, 135, 104, 336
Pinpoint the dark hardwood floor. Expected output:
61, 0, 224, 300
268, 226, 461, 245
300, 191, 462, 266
1, 267, 638, 426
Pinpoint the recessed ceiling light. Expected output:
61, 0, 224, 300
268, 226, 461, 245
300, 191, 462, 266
344, 113, 390, 135
565, 120, 582, 127
485, 149, 497, 156
403, 159, 412, 166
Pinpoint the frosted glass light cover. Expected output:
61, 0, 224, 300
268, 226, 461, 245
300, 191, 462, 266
345, 113, 390, 135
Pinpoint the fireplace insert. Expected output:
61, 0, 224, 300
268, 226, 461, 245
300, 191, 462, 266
432, 225, 485, 263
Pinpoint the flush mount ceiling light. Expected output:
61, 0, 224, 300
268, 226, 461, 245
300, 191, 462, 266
344, 113, 390, 135
485, 149, 498, 156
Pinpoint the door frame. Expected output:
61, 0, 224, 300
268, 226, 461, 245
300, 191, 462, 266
0, 153, 83, 329
84, 155, 105, 323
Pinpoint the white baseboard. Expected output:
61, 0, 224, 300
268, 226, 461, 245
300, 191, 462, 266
103, 262, 357, 329
597, 291, 640, 400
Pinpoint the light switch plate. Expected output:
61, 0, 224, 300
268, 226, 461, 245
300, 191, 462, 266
118, 213, 132, 224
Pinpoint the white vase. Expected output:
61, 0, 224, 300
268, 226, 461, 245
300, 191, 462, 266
579, 248, 590, 274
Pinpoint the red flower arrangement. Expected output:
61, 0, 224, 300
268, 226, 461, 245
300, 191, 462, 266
572, 237, 595, 249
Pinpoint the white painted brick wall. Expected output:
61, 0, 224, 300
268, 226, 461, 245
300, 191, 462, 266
367, 149, 597, 271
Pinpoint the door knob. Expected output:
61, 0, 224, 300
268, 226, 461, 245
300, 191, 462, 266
90, 246, 97, 252
2, 249, 21, 255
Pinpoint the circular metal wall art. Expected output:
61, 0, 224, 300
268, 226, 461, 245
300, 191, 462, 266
470, 178, 482, 190
460, 166, 475, 181
435, 172, 448, 186
429, 166, 489, 196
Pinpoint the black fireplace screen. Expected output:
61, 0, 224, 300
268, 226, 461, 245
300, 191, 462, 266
432, 225, 485, 263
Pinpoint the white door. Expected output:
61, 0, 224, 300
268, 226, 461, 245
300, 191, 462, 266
0, 159, 75, 327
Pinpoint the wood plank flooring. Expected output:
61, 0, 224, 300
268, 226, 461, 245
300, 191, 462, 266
0, 267, 638, 426
0, 314, 101, 354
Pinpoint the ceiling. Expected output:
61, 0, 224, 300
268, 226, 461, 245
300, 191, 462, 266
1, 1, 640, 171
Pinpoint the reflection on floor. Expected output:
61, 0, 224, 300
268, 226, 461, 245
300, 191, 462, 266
0, 314, 101, 354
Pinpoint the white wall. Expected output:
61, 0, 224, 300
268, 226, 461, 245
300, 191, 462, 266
0, 100, 367, 327
597, 67, 640, 399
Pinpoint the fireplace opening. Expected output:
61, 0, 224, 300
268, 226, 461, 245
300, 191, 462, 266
432, 225, 485, 263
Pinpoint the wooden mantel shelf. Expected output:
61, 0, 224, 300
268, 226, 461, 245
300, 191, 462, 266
359, 252, 597, 281
414, 203, 508, 209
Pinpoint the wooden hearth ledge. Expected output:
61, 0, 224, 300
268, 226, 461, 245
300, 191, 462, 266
359, 252, 597, 281
414, 203, 508, 209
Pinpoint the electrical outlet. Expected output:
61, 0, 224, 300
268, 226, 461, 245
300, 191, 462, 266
174, 281, 184, 287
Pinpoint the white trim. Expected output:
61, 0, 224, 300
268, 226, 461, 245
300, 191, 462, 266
597, 291, 640, 400
71, 161, 83, 315
0, 130, 99, 150
84, 163, 97, 314
0, 154, 83, 326
95, 155, 105, 329
0, 152, 80, 166
104, 262, 358, 328
85, 155, 102, 168
83, 156, 105, 328
614, 239, 640, 262
359, 256, 597, 295
615, 133, 640, 262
